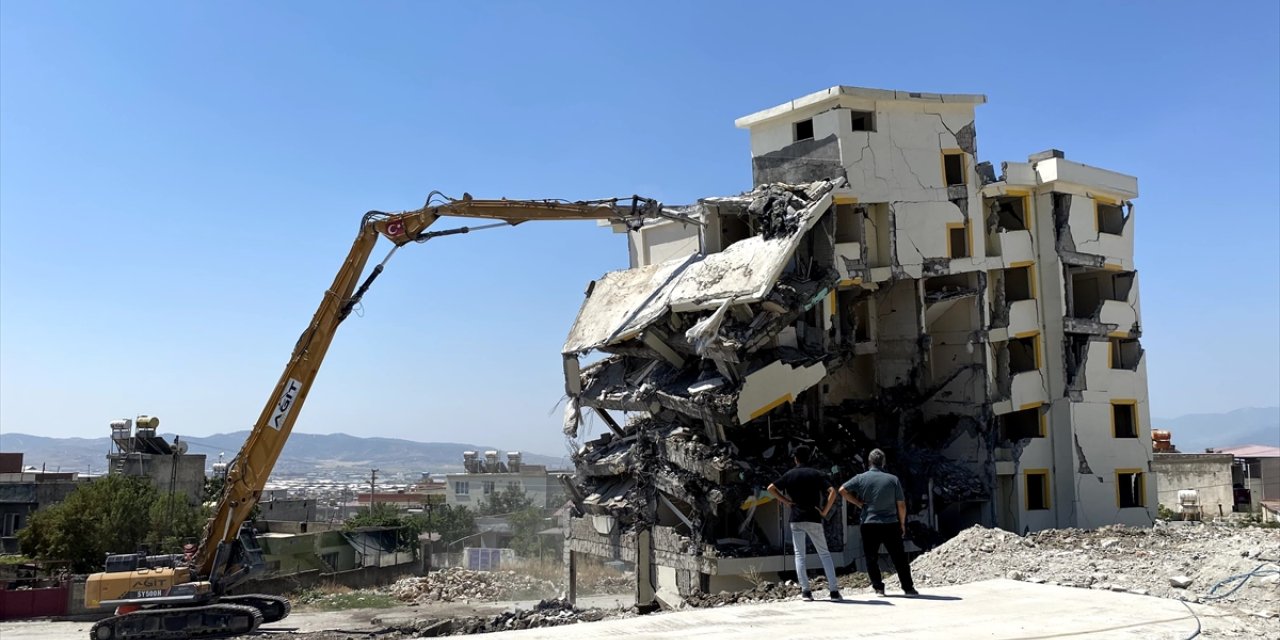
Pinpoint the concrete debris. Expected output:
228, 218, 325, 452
388, 568, 558, 604
681, 574, 871, 608
903, 523, 1280, 635
321, 599, 619, 639
436, 599, 608, 636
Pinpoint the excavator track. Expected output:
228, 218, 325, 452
88, 603, 262, 640
222, 593, 291, 623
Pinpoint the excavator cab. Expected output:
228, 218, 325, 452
207, 524, 267, 594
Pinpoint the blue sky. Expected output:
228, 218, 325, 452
2, 2, 1277, 455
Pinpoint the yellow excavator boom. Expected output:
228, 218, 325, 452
193, 193, 661, 578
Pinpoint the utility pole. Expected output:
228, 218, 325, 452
370, 469, 378, 508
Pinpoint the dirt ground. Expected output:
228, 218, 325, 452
0, 594, 634, 640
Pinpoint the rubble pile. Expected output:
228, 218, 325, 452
682, 573, 870, 608
375, 599, 613, 638
388, 568, 557, 603
588, 572, 635, 592
444, 598, 608, 635
904, 524, 1280, 620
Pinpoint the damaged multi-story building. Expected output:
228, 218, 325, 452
557, 85, 1155, 607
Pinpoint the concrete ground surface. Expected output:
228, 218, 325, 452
477, 580, 1268, 640
0, 583, 1269, 639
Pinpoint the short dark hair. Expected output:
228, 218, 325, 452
793, 445, 813, 464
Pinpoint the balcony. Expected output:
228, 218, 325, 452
1065, 267, 1140, 337
1099, 300, 1139, 336
1079, 339, 1146, 397
1066, 299, 1140, 337
834, 241, 863, 285
1064, 196, 1136, 269
994, 370, 1048, 415
1010, 299, 1039, 336
997, 230, 1034, 266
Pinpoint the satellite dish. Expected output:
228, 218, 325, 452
174, 441, 189, 455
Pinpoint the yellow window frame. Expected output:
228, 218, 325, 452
946, 221, 972, 259
1024, 468, 1051, 511
1115, 468, 1146, 508
998, 189, 1033, 233
1110, 399, 1139, 438
1013, 402, 1047, 436
1006, 263, 1037, 300
1093, 194, 1121, 234
1011, 331, 1043, 371
941, 149, 967, 187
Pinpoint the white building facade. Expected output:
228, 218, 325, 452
625, 86, 1155, 533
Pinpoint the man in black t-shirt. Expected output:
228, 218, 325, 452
767, 445, 841, 601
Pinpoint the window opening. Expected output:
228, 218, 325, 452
1097, 201, 1127, 235
943, 152, 966, 187
1025, 471, 1050, 510
1117, 471, 1145, 508
1112, 403, 1138, 438
850, 110, 875, 132
794, 118, 814, 142
999, 406, 1043, 440
1005, 266, 1033, 302
1009, 334, 1039, 374
948, 223, 969, 258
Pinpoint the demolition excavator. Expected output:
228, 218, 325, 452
83, 192, 666, 639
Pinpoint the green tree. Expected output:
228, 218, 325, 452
19, 476, 163, 572
507, 506, 554, 558
345, 503, 424, 551
203, 475, 226, 503
417, 504, 477, 549
202, 475, 259, 521
344, 503, 405, 529
480, 485, 534, 515
146, 492, 208, 552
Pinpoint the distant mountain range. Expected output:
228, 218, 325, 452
3, 407, 1273, 476
0, 431, 567, 476
1152, 407, 1279, 454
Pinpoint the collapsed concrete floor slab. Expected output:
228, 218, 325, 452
558, 179, 991, 606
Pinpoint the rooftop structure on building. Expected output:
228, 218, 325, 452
560, 85, 1154, 607
445, 449, 568, 509
0, 452, 88, 552
106, 415, 206, 504
1209, 444, 1280, 513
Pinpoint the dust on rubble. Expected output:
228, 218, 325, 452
386, 567, 559, 604
898, 522, 1280, 638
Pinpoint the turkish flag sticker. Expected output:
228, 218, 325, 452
386, 221, 404, 237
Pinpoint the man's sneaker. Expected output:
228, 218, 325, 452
874, 588, 886, 597
903, 588, 920, 596
829, 590, 842, 601
801, 590, 814, 601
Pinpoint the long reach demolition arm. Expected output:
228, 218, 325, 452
195, 192, 663, 581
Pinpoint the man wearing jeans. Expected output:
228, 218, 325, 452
839, 448, 918, 596
767, 445, 841, 601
